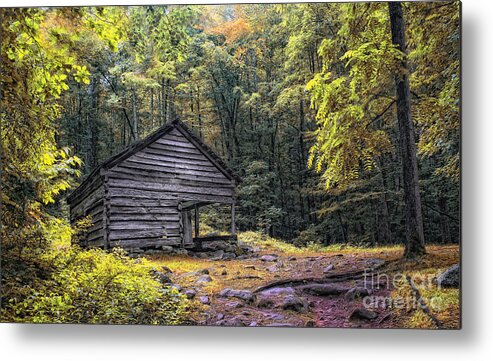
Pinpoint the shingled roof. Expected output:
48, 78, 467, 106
67, 118, 241, 203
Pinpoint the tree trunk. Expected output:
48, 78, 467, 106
388, 2, 426, 258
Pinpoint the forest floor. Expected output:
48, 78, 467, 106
147, 233, 460, 329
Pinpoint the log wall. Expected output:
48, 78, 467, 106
105, 127, 235, 249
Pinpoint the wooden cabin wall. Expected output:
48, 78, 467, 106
68, 174, 105, 247
105, 127, 235, 250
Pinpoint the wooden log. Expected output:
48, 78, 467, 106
109, 165, 233, 186
110, 237, 181, 248
109, 229, 179, 240
110, 214, 179, 222
154, 138, 197, 149
107, 179, 234, 197
109, 221, 180, 229
109, 198, 179, 208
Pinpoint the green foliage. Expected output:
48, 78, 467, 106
2, 217, 189, 325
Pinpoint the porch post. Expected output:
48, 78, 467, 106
231, 201, 236, 237
194, 204, 200, 238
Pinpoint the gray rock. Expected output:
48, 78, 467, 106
215, 316, 245, 327
184, 289, 196, 299
348, 308, 378, 321
261, 254, 279, 262
222, 252, 236, 260
161, 245, 174, 253
218, 288, 256, 303
288, 256, 297, 261
323, 264, 335, 273
344, 287, 370, 301
256, 297, 275, 309
259, 287, 296, 297
211, 250, 224, 260
151, 269, 172, 284
300, 283, 350, 296
225, 301, 244, 308
202, 240, 231, 251
249, 322, 258, 327
437, 264, 460, 288
197, 274, 213, 283
281, 295, 309, 313
198, 296, 210, 304
216, 313, 224, 320
266, 265, 278, 272
170, 284, 182, 292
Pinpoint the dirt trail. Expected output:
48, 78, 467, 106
149, 245, 459, 328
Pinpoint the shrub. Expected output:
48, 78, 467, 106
2, 218, 189, 325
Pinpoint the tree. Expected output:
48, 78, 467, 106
388, 2, 426, 258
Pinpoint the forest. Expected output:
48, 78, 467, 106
0, 2, 460, 328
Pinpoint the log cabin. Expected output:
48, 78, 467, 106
66, 118, 240, 253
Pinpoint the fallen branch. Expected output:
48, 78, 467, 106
406, 275, 444, 329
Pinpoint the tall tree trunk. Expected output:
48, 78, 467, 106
388, 2, 426, 258
131, 87, 139, 140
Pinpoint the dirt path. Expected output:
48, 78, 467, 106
148, 245, 459, 328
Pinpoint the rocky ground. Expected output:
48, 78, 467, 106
146, 237, 460, 329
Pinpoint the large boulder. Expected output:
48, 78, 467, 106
437, 264, 460, 288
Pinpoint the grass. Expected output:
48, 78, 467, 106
238, 231, 403, 256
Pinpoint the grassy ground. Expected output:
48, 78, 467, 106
147, 232, 460, 328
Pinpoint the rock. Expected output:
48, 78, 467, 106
249, 322, 258, 327
199, 268, 210, 275
193, 252, 208, 259
222, 252, 236, 260
244, 265, 256, 270
198, 296, 210, 305
170, 284, 182, 292
202, 240, 232, 251
174, 249, 188, 256
344, 287, 370, 301
215, 317, 245, 327
218, 288, 256, 303
211, 250, 224, 260
225, 301, 244, 309
197, 274, 213, 283
301, 283, 350, 296
323, 264, 335, 273
260, 287, 296, 297
288, 256, 297, 261
216, 313, 224, 320
348, 308, 378, 321
236, 255, 248, 260
281, 295, 309, 313
256, 297, 275, 309
437, 264, 460, 288
221, 269, 228, 276
161, 245, 174, 253
261, 254, 278, 262
266, 265, 278, 272
184, 289, 196, 299
151, 269, 172, 284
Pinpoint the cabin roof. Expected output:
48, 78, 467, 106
66, 118, 241, 204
